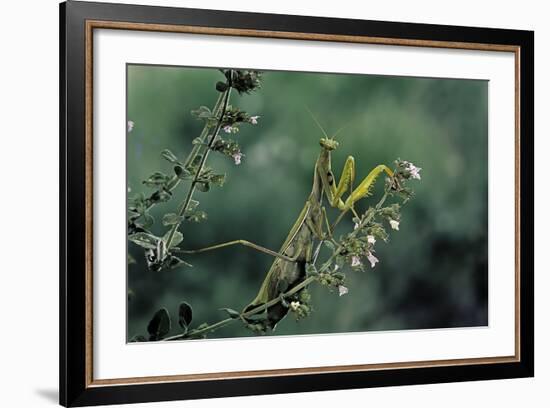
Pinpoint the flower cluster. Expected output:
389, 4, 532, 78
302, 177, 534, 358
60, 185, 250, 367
211, 138, 245, 166
224, 70, 262, 94
221, 106, 260, 133
287, 289, 313, 321
191, 104, 259, 166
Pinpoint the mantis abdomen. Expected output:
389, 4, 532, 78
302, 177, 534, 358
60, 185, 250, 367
243, 196, 322, 328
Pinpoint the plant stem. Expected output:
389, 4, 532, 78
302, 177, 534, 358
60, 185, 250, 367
183, 92, 225, 168
164, 81, 233, 249
163, 275, 318, 341
141, 92, 225, 213
162, 181, 395, 341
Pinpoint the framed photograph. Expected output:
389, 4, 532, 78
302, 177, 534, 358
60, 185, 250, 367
60, 1, 534, 406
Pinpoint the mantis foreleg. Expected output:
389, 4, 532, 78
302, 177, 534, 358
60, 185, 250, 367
323, 156, 355, 210
322, 160, 393, 214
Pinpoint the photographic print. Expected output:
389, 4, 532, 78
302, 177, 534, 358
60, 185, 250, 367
126, 66, 488, 342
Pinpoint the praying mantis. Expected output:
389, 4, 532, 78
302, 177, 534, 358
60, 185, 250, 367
179, 115, 394, 329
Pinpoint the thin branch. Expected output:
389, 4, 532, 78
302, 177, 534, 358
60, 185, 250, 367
163, 275, 318, 341
140, 92, 226, 213
164, 76, 233, 249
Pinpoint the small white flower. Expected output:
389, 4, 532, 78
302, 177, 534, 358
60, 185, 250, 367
223, 125, 233, 134
409, 167, 422, 180
250, 115, 260, 125
351, 256, 362, 267
405, 161, 422, 180
389, 219, 400, 230
232, 152, 242, 165
338, 285, 349, 296
290, 301, 300, 311
354, 222, 360, 230
333, 264, 339, 272
367, 252, 379, 268
367, 235, 376, 245
127, 120, 134, 133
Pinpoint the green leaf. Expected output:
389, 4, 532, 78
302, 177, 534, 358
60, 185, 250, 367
178, 302, 193, 329
141, 213, 154, 228
163, 230, 183, 248
174, 165, 193, 180
210, 173, 226, 187
161, 149, 180, 164
185, 210, 207, 223
128, 232, 159, 249
219, 308, 240, 319
195, 182, 210, 192
187, 199, 199, 211
150, 189, 172, 203
147, 308, 171, 341
162, 213, 185, 226
305, 263, 318, 276
216, 81, 228, 92
143, 171, 169, 187
191, 106, 213, 119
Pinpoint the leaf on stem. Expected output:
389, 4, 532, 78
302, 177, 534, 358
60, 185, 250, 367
219, 308, 241, 319
161, 149, 181, 164
162, 213, 185, 226
191, 106, 213, 120
143, 171, 170, 187
174, 165, 193, 180
162, 230, 183, 248
147, 308, 171, 341
178, 302, 193, 330
195, 182, 210, 192
185, 210, 207, 223
128, 232, 160, 249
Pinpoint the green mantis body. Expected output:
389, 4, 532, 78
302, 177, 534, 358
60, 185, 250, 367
241, 137, 393, 328
179, 127, 393, 329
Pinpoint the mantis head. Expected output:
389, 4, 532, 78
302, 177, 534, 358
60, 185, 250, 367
319, 137, 339, 151
306, 107, 347, 152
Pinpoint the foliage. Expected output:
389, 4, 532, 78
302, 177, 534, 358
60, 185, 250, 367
127, 69, 262, 274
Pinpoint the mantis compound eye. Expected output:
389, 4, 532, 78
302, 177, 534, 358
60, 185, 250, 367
319, 137, 339, 151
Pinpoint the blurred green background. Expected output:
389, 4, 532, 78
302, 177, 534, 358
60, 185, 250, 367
127, 65, 488, 340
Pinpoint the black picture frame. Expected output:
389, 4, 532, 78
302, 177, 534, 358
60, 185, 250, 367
60, 1, 534, 406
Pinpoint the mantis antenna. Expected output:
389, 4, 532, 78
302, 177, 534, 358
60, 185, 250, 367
331, 122, 351, 140
305, 106, 329, 139
305, 106, 352, 140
